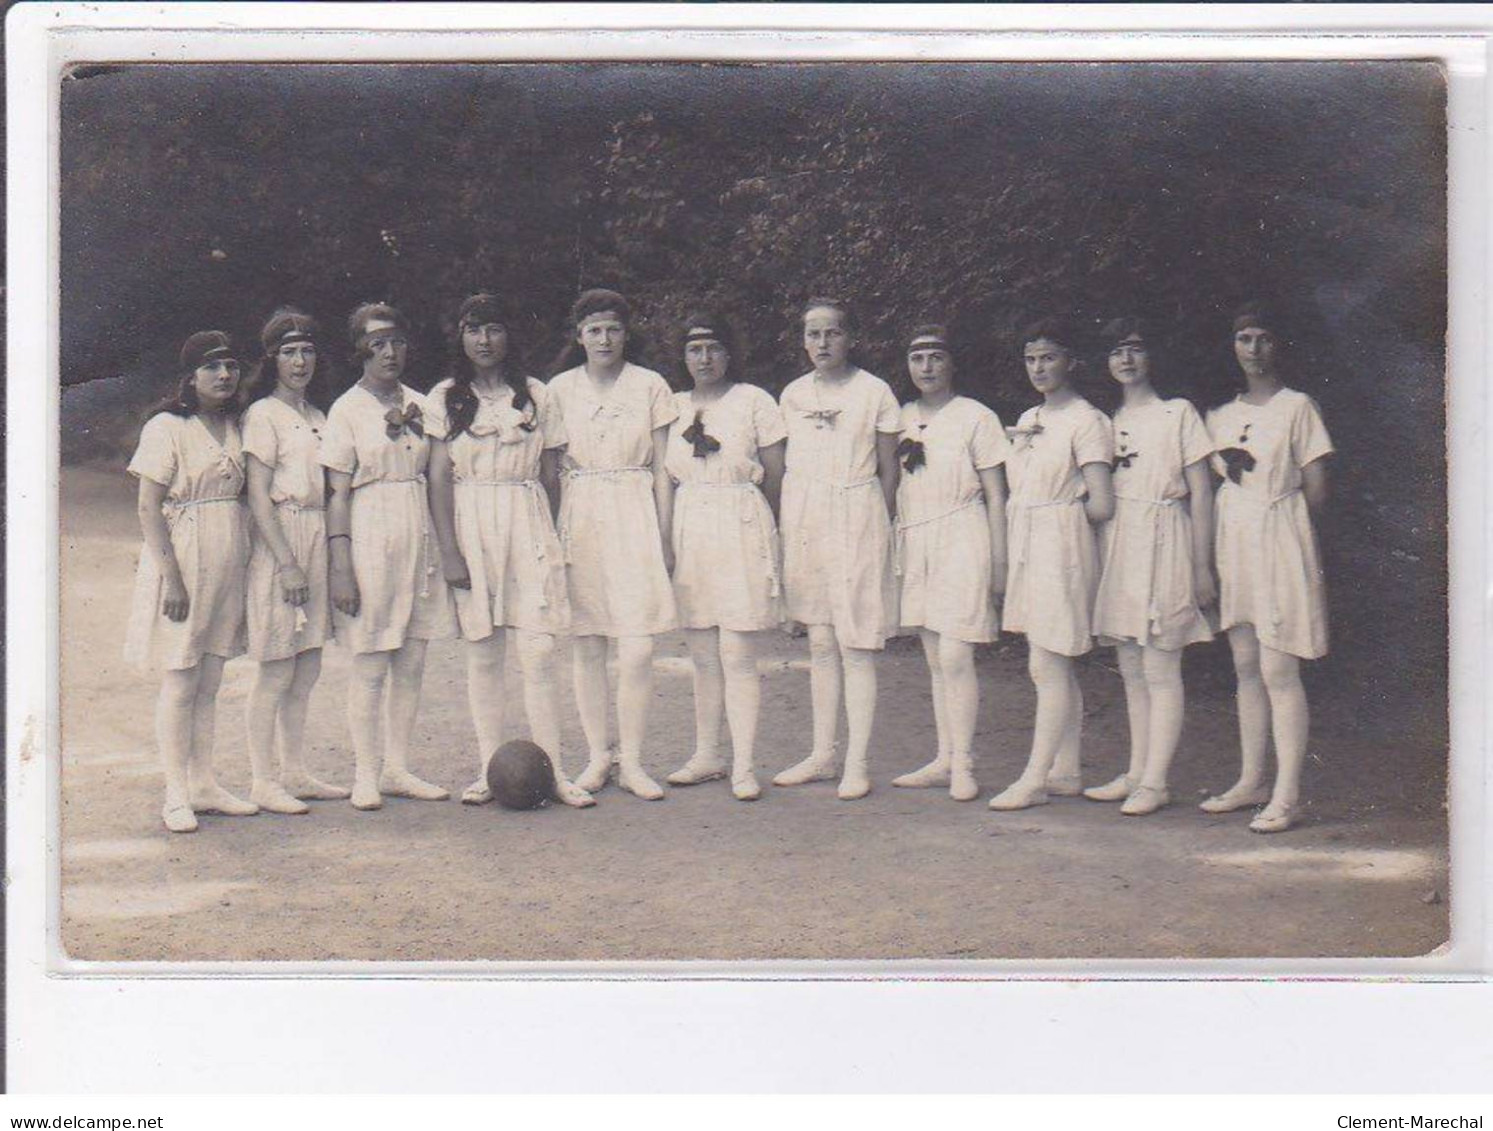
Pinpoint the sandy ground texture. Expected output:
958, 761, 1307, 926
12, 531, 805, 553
58, 464, 1449, 963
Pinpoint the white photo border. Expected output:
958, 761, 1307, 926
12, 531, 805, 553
9, 1, 1491, 1092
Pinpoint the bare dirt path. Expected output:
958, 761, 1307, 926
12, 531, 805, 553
59, 465, 1449, 963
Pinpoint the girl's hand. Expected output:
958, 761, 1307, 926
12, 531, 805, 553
278, 564, 310, 607
1194, 565, 1219, 609
331, 563, 361, 617
161, 572, 190, 622
442, 553, 472, 590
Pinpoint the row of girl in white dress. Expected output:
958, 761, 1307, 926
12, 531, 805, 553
125, 291, 1331, 835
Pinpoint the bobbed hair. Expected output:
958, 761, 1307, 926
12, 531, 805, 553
1020, 315, 1085, 355
802, 295, 857, 335
677, 308, 742, 381
347, 301, 411, 366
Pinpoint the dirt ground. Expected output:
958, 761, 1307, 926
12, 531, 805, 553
57, 464, 1450, 963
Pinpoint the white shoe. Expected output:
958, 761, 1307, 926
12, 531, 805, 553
773, 751, 838, 787
1199, 783, 1271, 814
162, 801, 198, 833
732, 770, 762, 801
251, 780, 310, 815
575, 751, 613, 793
892, 757, 950, 788
189, 784, 259, 816
1121, 785, 1170, 816
1249, 800, 1297, 833
1084, 774, 1135, 803
667, 754, 727, 786
461, 779, 492, 806
350, 777, 383, 811
989, 779, 1049, 811
554, 778, 596, 809
617, 759, 665, 801
949, 752, 978, 802
283, 773, 351, 801
379, 770, 449, 801
837, 764, 871, 801
1044, 773, 1083, 797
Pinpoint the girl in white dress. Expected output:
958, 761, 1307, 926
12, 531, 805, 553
889, 326, 1010, 802
125, 331, 257, 832
990, 317, 1115, 812
242, 309, 348, 815
426, 292, 593, 809
547, 289, 679, 800
1201, 304, 1333, 833
1086, 318, 1216, 816
774, 298, 901, 800
661, 312, 787, 802
322, 303, 457, 811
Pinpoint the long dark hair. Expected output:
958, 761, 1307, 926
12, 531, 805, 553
245, 307, 333, 411
143, 330, 246, 421
443, 292, 534, 440
548, 288, 648, 376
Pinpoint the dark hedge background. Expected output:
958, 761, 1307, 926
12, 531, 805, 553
58, 61, 1448, 717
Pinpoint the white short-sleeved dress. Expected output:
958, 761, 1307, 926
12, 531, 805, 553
894, 396, 1012, 644
320, 383, 456, 654
1093, 398, 1216, 652
1002, 397, 1115, 657
425, 377, 571, 640
1206, 387, 1333, 660
242, 396, 331, 662
124, 412, 250, 671
665, 383, 787, 632
548, 363, 679, 637
779, 368, 901, 650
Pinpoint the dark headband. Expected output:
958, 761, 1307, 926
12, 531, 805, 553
685, 326, 723, 345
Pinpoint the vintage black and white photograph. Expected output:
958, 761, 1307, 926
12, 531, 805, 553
54, 54, 1449, 965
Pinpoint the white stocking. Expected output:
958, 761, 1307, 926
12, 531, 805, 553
157, 665, 200, 807
1260, 644, 1308, 809
348, 652, 391, 787
464, 632, 507, 780
1227, 626, 1271, 793
807, 624, 843, 756
684, 627, 724, 763
614, 635, 654, 762
840, 642, 878, 774
1116, 642, 1150, 783
1021, 645, 1077, 784
719, 628, 761, 776
1139, 645, 1184, 790
514, 629, 566, 779
918, 629, 952, 761
277, 649, 324, 780
383, 639, 428, 776
188, 654, 227, 790
572, 635, 611, 759
937, 634, 978, 760
247, 657, 295, 786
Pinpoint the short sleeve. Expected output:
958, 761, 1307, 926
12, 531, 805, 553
872, 378, 901, 433
1176, 401, 1215, 468
1204, 405, 1230, 478
1290, 395, 1335, 467
1072, 408, 1115, 468
319, 398, 358, 474
534, 380, 567, 450
970, 405, 1013, 470
127, 413, 179, 488
240, 403, 280, 467
751, 387, 788, 448
646, 370, 680, 431
422, 382, 451, 442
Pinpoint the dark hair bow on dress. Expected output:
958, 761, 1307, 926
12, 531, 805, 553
896, 435, 926, 474
802, 407, 841, 429
681, 410, 721, 458
384, 402, 424, 440
1113, 430, 1138, 471
1218, 422, 1254, 484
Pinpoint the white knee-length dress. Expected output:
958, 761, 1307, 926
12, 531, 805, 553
548, 363, 678, 637
665, 383, 787, 632
1206, 387, 1333, 660
425, 377, 571, 641
242, 396, 331, 661
779, 368, 901, 650
1093, 397, 1216, 652
319, 383, 456, 654
124, 412, 250, 671
894, 395, 1011, 644
1002, 397, 1114, 657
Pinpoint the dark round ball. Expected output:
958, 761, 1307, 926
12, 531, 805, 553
486, 740, 556, 811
